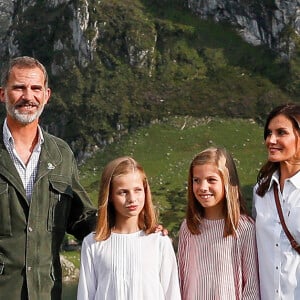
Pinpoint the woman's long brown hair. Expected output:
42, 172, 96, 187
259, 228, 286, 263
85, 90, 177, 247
256, 103, 300, 196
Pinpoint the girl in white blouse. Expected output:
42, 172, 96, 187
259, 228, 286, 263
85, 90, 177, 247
77, 156, 181, 300
177, 147, 260, 300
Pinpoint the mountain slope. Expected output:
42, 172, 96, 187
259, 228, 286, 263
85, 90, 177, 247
0, 0, 297, 158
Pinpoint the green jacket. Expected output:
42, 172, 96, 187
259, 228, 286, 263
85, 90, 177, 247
0, 129, 97, 299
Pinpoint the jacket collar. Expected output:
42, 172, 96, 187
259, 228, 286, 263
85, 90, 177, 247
0, 138, 24, 191
34, 128, 63, 181
0, 126, 63, 201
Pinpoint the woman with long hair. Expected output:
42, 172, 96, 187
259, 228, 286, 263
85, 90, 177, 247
254, 103, 300, 299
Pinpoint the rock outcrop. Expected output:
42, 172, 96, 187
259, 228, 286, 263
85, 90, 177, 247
185, 0, 300, 58
0, 0, 299, 71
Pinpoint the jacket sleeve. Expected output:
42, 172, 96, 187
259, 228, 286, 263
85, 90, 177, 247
67, 155, 97, 240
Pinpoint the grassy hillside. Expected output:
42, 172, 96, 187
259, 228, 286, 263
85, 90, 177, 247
79, 116, 266, 241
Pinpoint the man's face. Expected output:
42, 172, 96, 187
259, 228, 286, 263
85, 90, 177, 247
0, 66, 51, 125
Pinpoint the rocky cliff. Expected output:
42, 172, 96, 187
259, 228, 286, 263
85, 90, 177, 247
0, 1, 298, 71
0, 0, 100, 72
0, 1, 296, 157
0, 0, 156, 75
185, 0, 300, 59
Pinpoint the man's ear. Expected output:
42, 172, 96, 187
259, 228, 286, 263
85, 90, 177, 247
45, 88, 51, 104
0, 87, 5, 103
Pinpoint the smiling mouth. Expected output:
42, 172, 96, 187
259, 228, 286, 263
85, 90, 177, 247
199, 194, 213, 199
269, 147, 281, 152
16, 103, 38, 109
15, 99, 39, 109
15, 103, 39, 114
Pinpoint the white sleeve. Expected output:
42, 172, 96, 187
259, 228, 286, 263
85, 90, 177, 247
77, 236, 97, 300
160, 236, 182, 300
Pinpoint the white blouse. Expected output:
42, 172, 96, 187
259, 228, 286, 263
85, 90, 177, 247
77, 230, 181, 300
253, 170, 300, 300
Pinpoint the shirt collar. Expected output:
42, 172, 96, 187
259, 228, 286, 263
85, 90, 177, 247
267, 171, 279, 192
3, 118, 44, 148
289, 170, 300, 189
268, 169, 300, 190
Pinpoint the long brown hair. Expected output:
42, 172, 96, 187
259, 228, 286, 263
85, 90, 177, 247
186, 147, 246, 237
94, 156, 157, 241
256, 103, 300, 196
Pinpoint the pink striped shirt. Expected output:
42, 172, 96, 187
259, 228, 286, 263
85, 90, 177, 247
177, 216, 260, 300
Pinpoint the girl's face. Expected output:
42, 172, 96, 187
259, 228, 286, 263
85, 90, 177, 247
266, 114, 300, 163
110, 171, 145, 222
192, 163, 225, 219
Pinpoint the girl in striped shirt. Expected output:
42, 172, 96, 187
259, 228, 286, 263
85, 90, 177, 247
177, 147, 260, 300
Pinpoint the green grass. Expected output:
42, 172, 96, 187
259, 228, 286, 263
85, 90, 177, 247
79, 116, 266, 239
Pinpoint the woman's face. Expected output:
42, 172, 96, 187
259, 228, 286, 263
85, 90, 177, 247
265, 114, 300, 163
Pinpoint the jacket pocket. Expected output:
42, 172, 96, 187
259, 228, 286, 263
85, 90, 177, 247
0, 182, 12, 236
47, 176, 73, 232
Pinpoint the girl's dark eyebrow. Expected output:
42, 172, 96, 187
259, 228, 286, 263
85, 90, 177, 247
276, 127, 289, 131
268, 126, 288, 131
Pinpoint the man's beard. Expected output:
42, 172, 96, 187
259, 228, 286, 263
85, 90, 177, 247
5, 99, 45, 125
